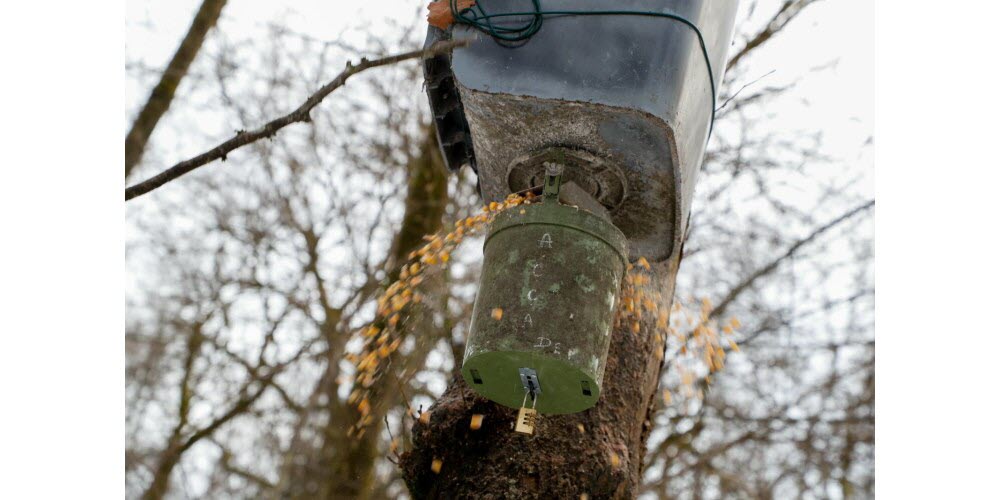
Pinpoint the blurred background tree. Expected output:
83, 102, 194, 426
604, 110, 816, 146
125, 0, 873, 498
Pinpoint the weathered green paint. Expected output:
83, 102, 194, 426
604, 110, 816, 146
462, 199, 628, 414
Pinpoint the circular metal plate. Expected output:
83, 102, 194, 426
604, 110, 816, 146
507, 148, 627, 212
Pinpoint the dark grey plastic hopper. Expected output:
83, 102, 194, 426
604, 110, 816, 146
424, 0, 738, 261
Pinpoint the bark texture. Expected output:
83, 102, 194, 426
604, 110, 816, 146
126, 0, 227, 179
400, 258, 680, 499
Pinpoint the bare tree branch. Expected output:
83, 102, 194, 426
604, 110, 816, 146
715, 69, 775, 112
711, 198, 874, 320
726, 0, 821, 72
126, 0, 228, 179
140, 341, 311, 500
124, 39, 470, 201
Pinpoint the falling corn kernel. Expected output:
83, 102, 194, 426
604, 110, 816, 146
391, 296, 408, 312
730, 317, 741, 328
431, 459, 443, 474
657, 312, 669, 329
577, 423, 586, 433
470, 414, 484, 430
662, 389, 672, 404
610, 452, 621, 468
491, 308, 503, 320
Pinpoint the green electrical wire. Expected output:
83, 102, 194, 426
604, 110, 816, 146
448, 0, 720, 138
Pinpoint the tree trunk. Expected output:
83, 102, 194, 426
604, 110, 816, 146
400, 258, 680, 499
283, 127, 449, 500
125, 0, 227, 179
141, 445, 183, 500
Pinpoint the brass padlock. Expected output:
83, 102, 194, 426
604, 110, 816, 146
515, 392, 539, 435
515, 407, 538, 435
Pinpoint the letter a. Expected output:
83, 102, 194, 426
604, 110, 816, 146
539, 233, 553, 248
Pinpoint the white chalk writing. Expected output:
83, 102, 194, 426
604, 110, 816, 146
538, 233, 553, 248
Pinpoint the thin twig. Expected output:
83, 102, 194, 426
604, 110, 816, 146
384, 414, 400, 463
125, 39, 470, 201
726, 0, 821, 72
715, 69, 775, 112
710, 199, 874, 320
391, 369, 416, 421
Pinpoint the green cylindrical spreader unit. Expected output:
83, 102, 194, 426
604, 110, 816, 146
461, 172, 628, 414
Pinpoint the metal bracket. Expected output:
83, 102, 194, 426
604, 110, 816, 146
542, 162, 563, 201
518, 367, 542, 395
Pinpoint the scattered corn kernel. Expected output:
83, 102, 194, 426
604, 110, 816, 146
470, 414, 484, 430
